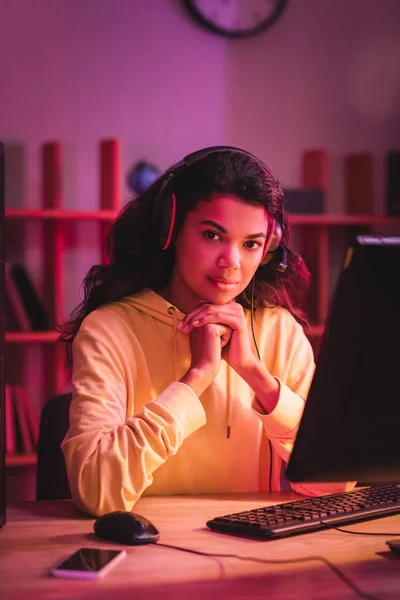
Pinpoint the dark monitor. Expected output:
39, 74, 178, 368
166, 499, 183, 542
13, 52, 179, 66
286, 236, 400, 485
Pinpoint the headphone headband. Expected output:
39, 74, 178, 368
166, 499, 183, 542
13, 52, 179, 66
152, 145, 286, 272
170, 145, 270, 176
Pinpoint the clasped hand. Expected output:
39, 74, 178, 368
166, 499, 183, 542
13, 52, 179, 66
177, 302, 258, 379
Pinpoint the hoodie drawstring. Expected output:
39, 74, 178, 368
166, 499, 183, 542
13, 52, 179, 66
167, 306, 178, 381
226, 364, 232, 439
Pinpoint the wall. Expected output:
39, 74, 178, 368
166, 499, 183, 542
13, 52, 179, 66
2, 0, 400, 214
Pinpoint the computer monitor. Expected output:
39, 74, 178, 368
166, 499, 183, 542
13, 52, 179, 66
286, 235, 400, 485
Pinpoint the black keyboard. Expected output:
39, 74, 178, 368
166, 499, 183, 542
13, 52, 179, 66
206, 484, 400, 540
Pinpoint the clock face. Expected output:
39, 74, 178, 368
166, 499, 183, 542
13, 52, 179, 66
184, 0, 288, 38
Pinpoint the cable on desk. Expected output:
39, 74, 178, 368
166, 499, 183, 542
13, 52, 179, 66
153, 542, 382, 600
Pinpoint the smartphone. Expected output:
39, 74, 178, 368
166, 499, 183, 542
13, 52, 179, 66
50, 547, 126, 580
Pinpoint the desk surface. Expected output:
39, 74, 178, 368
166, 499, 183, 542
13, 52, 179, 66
1, 492, 400, 600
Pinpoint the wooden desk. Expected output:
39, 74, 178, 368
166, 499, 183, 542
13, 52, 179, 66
1, 493, 400, 600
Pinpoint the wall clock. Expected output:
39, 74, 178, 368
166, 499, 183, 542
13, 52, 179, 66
184, 0, 288, 38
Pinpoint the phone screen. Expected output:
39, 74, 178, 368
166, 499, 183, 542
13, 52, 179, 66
55, 548, 123, 572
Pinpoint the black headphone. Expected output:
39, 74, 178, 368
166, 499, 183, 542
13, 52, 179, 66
151, 145, 287, 272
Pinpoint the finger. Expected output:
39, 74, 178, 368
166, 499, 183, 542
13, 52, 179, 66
179, 302, 241, 330
187, 323, 231, 352
177, 303, 211, 329
186, 308, 243, 332
180, 301, 239, 323
184, 311, 245, 333
219, 328, 232, 348
202, 323, 232, 348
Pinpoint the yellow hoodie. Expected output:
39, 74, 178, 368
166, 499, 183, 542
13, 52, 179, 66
62, 289, 353, 516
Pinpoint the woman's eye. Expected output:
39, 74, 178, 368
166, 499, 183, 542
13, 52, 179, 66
244, 240, 262, 250
202, 230, 222, 242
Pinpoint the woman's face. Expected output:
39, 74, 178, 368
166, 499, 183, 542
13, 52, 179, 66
167, 194, 270, 314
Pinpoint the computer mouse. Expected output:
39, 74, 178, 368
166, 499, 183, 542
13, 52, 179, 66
386, 538, 400, 557
94, 511, 160, 545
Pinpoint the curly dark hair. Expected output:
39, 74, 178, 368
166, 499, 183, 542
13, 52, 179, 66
60, 149, 310, 358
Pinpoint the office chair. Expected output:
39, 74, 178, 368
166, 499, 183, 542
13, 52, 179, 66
36, 392, 72, 500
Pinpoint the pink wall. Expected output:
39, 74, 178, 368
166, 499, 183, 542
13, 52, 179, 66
1, 0, 400, 313
2, 0, 400, 211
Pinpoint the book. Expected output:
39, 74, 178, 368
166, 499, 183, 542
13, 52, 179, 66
8, 263, 50, 330
4, 261, 31, 330
5, 384, 16, 454
283, 188, 325, 214
301, 150, 328, 189
13, 386, 34, 453
18, 386, 39, 447
345, 153, 373, 214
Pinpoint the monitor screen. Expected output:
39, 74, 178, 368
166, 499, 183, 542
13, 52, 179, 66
286, 236, 400, 485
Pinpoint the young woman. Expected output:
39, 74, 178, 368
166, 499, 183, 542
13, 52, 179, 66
61, 146, 353, 517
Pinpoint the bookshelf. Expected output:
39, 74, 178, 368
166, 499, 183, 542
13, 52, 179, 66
4, 140, 400, 475
5, 139, 121, 473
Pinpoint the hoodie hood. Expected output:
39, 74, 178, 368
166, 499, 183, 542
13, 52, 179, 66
121, 289, 185, 324
122, 289, 182, 382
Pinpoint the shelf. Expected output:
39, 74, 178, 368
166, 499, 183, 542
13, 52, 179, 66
5, 208, 118, 220
5, 209, 400, 226
6, 453, 37, 468
5, 331, 60, 343
288, 214, 400, 226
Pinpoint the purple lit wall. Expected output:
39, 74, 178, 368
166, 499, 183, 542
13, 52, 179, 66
2, 0, 400, 213
2, 0, 400, 312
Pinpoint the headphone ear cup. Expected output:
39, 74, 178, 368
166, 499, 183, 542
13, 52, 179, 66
270, 221, 282, 252
259, 222, 283, 267
276, 245, 288, 273
154, 193, 177, 250
152, 176, 178, 250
